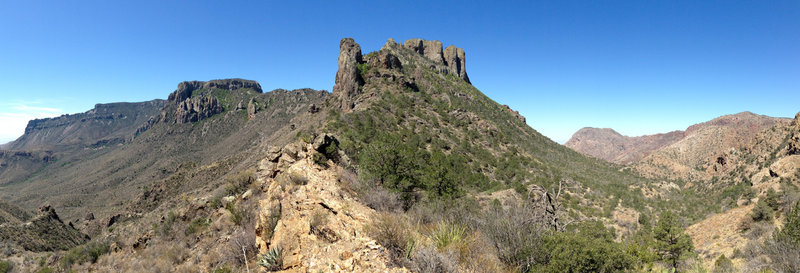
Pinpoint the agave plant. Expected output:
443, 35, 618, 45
257, 247, 283, 271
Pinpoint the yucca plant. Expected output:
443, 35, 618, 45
257, 247, 283, 271
429, 221, 468, 250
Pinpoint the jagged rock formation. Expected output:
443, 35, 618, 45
332, 38, 472, 111
333, 38, 365, 110
6, 100, 164, 151
402, 38, 470, 83
566, 128, 684, 165
255, 138, 407, 272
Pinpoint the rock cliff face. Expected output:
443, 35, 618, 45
155, 78, 262, 124
402, 38, 470, 83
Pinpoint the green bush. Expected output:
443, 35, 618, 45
764, 188, 781, 211
751, 200, 774, 222
0, 261, 13, 273
712, 254, 735, 273
537, 221, 633, 273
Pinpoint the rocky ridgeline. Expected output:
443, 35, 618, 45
152, 79, 262, 124
333, 37, 471, 110
254, 137, 406, 272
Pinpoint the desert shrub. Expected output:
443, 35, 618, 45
185, 217, 210, 235
0, 261, 13, 273
712, 254, 735, 273
225, 170, 255, 196
309, 210, 328, 235
410, 246, 458, 273
225, 202, 244, 226
228, 229, 257, 268
155, 210, 178, 237
751, 200, 774, 222
367, 212, 416, 265
257, 247, 283, 271
61, 240, 110, 268
360, 184, 402, 212
475, 203, 548, 272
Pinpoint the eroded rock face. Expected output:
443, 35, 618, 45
403, 38, 470, 83
174, 96, 223, 123
333, 38, 364, 110
444, 45, 469, 83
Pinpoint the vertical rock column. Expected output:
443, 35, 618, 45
332, 38, 364, 110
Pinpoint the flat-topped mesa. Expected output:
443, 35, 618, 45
403, 38, 470, 83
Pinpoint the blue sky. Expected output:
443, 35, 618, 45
1, 1, 798, 144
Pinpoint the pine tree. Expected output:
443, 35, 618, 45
653, 211, 694, 270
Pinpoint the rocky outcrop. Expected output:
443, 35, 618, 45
174, 96, 223, 123
156, 79, 262, 124
788, 112, 800, 155
247, 98, 258, 120
254, 138, 407, 272
444, 45, 469, 83
402, 38, 470, 83
502, 105, 526, 123
332, 38, 365, 110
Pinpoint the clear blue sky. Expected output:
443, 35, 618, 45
1, 1, 798, 144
